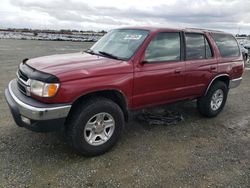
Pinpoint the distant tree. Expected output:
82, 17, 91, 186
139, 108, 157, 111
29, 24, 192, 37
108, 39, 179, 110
21, 28, 29, 32
99, 30, 107, 34
60, 29, 72, 34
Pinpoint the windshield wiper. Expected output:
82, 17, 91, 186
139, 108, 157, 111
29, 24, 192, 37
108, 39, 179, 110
84, 49, 97, 55
98, 51, 121, 60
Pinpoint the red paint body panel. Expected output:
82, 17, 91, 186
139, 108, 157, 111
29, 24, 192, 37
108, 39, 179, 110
133, 60, 186, 108
43, 73, 134, 107
25, 27, 244, 110
27, 52, 132, 81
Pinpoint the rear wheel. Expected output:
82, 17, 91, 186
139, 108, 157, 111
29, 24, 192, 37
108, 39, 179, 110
66, 97, 124, 156
197, 81, 228, 117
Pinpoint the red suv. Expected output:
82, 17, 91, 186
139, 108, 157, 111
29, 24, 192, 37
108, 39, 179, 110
5, 27, 244, 156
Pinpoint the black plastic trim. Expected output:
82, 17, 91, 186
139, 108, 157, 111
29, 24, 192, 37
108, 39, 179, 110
19, 62, 60, 83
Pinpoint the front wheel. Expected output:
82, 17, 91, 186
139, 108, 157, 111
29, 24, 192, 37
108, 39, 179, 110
66, 97, 124, 156
197, 81, 228, 117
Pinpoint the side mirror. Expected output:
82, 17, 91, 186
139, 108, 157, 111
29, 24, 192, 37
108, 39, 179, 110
141, 60, 148, 64
140, 53, 148, 64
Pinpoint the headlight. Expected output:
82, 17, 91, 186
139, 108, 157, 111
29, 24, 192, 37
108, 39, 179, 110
30, 80, 60, 97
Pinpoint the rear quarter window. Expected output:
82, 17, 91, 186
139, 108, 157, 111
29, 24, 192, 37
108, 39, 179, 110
211, 33, 240, 58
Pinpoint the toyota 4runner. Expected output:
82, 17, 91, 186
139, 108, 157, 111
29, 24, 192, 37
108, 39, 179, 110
5, 27, 244, 156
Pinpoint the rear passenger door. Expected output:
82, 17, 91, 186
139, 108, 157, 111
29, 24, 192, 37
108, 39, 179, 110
184, 33, 217, 97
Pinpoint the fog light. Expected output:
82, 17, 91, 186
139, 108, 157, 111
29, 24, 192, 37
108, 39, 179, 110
21, 116, 31, 125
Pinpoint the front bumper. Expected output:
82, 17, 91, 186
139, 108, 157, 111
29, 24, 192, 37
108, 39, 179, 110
5, 79, 72, 132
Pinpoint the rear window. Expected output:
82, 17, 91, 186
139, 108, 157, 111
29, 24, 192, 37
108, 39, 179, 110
185, 33, 213, 60
211, 33, 240, 58
185, 33, 212, 60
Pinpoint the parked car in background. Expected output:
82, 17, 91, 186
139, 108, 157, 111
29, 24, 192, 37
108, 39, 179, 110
239, 42, 249, 62
244, 43, 250, 63
5, 27, 244, 156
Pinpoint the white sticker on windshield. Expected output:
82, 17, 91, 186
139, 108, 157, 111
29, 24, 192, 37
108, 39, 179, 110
124, 34, 142, 40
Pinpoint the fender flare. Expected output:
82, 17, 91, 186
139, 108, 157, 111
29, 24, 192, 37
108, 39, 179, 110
204, 74, 230, 96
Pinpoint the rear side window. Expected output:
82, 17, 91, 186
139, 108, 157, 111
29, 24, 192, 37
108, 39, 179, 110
185, 33, 212, 60
145, 32, 181, 62
211, 33, 240, 58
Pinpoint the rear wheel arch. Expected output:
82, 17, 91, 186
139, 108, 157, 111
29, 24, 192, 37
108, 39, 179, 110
205, 74, 230, 96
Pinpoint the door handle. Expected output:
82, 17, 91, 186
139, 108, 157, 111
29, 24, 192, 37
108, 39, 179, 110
210, 66, 216, 70
174, 69, 182, 73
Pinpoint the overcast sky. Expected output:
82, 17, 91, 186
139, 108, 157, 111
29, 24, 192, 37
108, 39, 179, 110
1, 0, 250, 34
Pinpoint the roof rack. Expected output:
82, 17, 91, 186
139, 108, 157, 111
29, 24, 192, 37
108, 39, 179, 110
185, 28, 225, 33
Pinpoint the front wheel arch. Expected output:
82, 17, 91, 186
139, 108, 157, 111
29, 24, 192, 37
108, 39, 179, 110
68, 89, 129, 123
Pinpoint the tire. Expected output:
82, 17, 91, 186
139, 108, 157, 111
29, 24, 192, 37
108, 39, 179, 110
66, 97, 124, 156
197, 81, 228, 117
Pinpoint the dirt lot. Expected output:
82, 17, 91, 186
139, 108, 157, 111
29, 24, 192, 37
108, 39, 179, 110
0, 39, 250, 188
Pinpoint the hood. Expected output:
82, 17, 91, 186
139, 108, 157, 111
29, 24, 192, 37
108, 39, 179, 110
26, 52, 132, 81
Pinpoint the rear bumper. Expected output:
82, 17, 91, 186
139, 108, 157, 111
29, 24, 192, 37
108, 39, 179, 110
229, 77, 242, 89
5, 80, 72, 132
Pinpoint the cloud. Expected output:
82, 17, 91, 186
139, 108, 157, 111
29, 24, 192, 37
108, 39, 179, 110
1, 0, 250, 33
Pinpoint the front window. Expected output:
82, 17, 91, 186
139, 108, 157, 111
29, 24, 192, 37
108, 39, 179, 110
145, 32, 181, 62
89, 29, 149, 60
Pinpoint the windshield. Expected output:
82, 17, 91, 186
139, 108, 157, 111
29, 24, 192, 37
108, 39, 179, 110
89, 29, 149, 60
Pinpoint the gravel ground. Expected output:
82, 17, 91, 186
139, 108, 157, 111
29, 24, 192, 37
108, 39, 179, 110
0, 39, 250, 188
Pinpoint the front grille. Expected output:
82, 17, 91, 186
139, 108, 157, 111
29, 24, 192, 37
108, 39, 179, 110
17, 68, 30, 96
17, 81, 27, 95
18, 69, 29, 82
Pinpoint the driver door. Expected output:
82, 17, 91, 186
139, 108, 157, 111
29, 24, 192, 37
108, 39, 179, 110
133, 32, 186, 108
